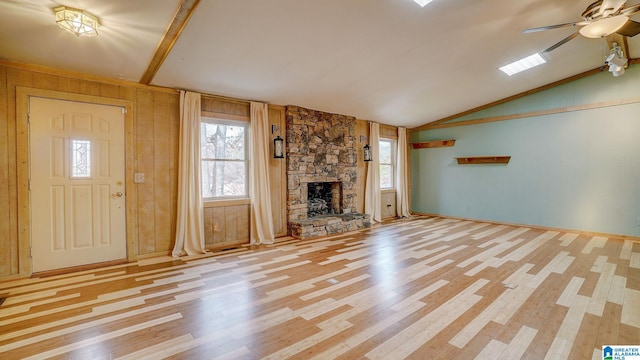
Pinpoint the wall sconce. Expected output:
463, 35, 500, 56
362, 139, 372, 161
363, 144, 372, 162
272, 125, 284, 159
360, 135, 372, 162
54, 6, 100, 37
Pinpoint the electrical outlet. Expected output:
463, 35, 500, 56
134, 172, 145, 184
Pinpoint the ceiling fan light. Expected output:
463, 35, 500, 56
612, 68, 625, 76
579, 15, 628, 38
608, 63, 623, 72
499, 53, 546, 76
54, 6, 99, 37
607, 55, 627, 68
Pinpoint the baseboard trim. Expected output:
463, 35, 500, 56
31, 259, 129, 278
411, 212, 640, 242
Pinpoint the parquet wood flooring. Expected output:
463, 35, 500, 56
1, 216, 639, 359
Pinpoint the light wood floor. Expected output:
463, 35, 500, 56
1, 216, 639, 359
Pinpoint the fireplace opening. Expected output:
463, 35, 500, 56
307, 182, 342, 218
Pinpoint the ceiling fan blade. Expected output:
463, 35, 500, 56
522, 22, 578, 34
616, 19, 640, 36
621, 3, 640, 15
542, 31, 580, 53
522, 22, 583, 33
599, 0, 626, 17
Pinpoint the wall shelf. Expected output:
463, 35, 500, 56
455, 156, 511, 165
412, 139, 455, 149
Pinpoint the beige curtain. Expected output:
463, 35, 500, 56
396, 127, 411, 218
364, 122, 382, 223
172, 91, 206, 257
249, 102, 275, 244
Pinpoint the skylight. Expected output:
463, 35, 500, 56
499, 53, 546, 76
413, 0, 434, 7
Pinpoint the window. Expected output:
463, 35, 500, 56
379, 139, 395, 189
71, 139, 91, 178
201, 118, 249, 199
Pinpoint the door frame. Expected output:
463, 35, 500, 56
16, 87, 136, 276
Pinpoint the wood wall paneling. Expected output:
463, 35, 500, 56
268, 105, 287, 237
226, 205, 250, 243
201, 97, 250, 117
379, 123, 398, 139
11, 69, 35, 277
203, 200, 251, 250
99, 82, 122, 99
135, 89, 158, 255
168, 94, 180, 252
153, 92, 175, 252
0, 62, 181, 278
204, 207, 226, 247
381, 191, 397, 219
0, 65, 12, 276
212, 207, 227, 245
355, 120, 369, 213
122, 100, 137, 262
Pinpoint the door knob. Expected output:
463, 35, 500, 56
112, 191, 123, 198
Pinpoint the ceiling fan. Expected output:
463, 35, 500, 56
523, 0, 640, 53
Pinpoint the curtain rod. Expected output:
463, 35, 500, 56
180, 89, 267, 106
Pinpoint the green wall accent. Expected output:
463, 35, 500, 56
411, 65, 640, 236
446, 65, 640, 124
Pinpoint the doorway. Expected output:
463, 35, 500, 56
29, 97, 127, 272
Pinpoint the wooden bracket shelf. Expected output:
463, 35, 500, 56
455, 156, 511, 165
412, 139, 455, 149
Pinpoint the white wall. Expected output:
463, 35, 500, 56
411, 65, 640, 236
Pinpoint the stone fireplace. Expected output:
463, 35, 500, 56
307, 182, 341, 217
286, 106, 370, 239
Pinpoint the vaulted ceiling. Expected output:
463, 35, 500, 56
1, 0, 639, 128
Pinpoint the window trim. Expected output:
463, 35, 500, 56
201, 116, 250, 201
379, 138, 395, 190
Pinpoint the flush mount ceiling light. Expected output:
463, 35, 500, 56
413, 0, 434, 7
499, 53, 546, 76
579, 15, 629, 38
54, 6, 100, 37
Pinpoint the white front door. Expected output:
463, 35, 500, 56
29, 97, 126, 272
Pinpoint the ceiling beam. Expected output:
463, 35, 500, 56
140, 0, 200, 85
410, 66, 608, 132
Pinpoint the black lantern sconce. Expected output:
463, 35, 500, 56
272, 125, 284, 159
361, 135, 372, 162
363, 144, 372, 162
